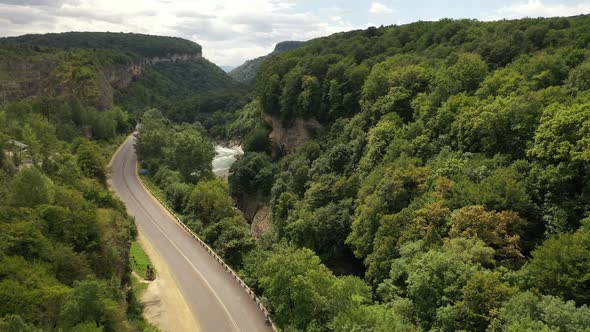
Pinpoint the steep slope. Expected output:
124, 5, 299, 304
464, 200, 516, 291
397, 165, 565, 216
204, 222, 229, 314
229, 41, 304, 83
225, 15, 590, 331
0, 32, 243, 120
0, 31, 238, 331
115, 56, 245, 122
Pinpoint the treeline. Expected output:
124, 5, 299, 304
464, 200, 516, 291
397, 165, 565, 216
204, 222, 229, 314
224, 15, 590, 331
0, 96, 154, 331
0, 32, 201, 58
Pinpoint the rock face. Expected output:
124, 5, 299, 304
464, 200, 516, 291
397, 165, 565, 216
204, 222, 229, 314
264, 113, 321, 154
250, 206, 272, 239
0, 59, 59, 102
0, 52, 202, 109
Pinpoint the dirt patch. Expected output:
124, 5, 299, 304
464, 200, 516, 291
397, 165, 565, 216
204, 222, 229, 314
136, 233, 201, 332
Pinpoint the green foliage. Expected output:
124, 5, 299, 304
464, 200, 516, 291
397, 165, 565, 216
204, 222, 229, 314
186, 179, 234, 224
9, 168, 55, 207
115, 58, 246, 135
164, 125, 215, 183
202, 215, 255, 266
76, 140, 107, 184
242, 127, 272, 153
229, 15, 590, 332
528, 102, 590, 163
229, 152, 276, 199
135, 111, 215, 183
489, 291, 590, 332
0, 87, 140, 330
521, 223, 590, 304
243, 245, 371, 331
0, 31, 201, 58
60, 278, 126, 331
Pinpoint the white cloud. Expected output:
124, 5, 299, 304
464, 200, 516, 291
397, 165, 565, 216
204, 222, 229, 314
0, 0, 358, 66
494, 0, 590, 19
369, 2, 393, 15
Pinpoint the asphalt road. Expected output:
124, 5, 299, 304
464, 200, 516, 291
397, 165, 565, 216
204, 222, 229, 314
110, 136, 272, 332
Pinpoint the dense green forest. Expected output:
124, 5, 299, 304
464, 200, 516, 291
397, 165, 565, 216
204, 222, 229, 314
0, 32, 202, 58
0, 31, 243, 137
220, 15, 590, 331
0, 95, 158, 330
115, 58, 246, 136
4, 14, 590, 332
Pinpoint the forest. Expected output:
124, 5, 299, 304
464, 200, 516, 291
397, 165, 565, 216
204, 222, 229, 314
3, 13, 590, 332
0, 32, 202, 58
0, 95, 157, 330
0, 32, 205, 331
221, 15, 590, 331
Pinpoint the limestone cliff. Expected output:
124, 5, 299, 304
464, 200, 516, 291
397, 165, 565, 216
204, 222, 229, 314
0, 52, 202, 109
264, 113, 321, 154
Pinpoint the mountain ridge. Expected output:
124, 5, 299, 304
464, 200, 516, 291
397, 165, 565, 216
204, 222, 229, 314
229, 40, 304, 83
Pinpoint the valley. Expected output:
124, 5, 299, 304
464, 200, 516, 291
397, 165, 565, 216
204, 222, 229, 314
1, 12, 590, 332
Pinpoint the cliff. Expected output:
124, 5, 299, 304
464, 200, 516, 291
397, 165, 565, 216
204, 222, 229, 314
0, 32, 206, 109
0, 51, 202, 109
264, 113, 321, 155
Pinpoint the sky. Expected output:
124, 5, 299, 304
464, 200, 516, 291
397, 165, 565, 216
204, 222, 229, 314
0, 0, 589, 67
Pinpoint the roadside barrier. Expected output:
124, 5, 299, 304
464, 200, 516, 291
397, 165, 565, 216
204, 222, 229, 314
136, 166, 279, 331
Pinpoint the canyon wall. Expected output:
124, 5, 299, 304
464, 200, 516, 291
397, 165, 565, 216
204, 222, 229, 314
0, 52, 202, 109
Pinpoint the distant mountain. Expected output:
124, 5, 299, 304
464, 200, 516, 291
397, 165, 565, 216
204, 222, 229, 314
229, 41, 304, 83
220, 65, 235, 72
0, 31, 202, 58
0, 32, 243, 122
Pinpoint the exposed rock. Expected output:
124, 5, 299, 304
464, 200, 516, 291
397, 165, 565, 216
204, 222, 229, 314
236, 193, 265, 222
251, 206, 272, 239
0, 53, 201, 109
265, 113, 321, 155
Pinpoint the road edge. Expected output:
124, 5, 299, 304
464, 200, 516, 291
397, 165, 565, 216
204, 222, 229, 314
134, 149, 279, 332
109, 134, 201, 332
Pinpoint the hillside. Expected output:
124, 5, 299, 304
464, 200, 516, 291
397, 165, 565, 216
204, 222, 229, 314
115, 56, 245, 125
221, 15, 590, 331
229, 41, 304, 84
0, 32, 242, 123
0, 31, 202, 58
0, 32, 242, 331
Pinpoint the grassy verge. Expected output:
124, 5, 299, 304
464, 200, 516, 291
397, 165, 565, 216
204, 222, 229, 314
131, 272, 148, 296
130, 241, 155, 280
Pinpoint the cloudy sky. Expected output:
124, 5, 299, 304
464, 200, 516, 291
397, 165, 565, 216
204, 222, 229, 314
1, 0, 589, 67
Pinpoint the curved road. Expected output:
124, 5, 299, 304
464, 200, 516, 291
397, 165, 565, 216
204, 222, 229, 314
110, 136, 272, 332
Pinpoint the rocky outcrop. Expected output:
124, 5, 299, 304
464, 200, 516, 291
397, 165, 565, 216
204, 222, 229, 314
0, 59, 59, 102
264, 113, 321, 154
250, 206, 272, 239
0, 52, 201, 109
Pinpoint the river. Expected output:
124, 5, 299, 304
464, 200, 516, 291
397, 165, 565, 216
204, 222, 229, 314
212, 145, 243, 178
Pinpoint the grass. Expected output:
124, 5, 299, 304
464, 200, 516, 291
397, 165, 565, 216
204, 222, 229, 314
131, 272, 149, 296
130, 241, 155, 280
